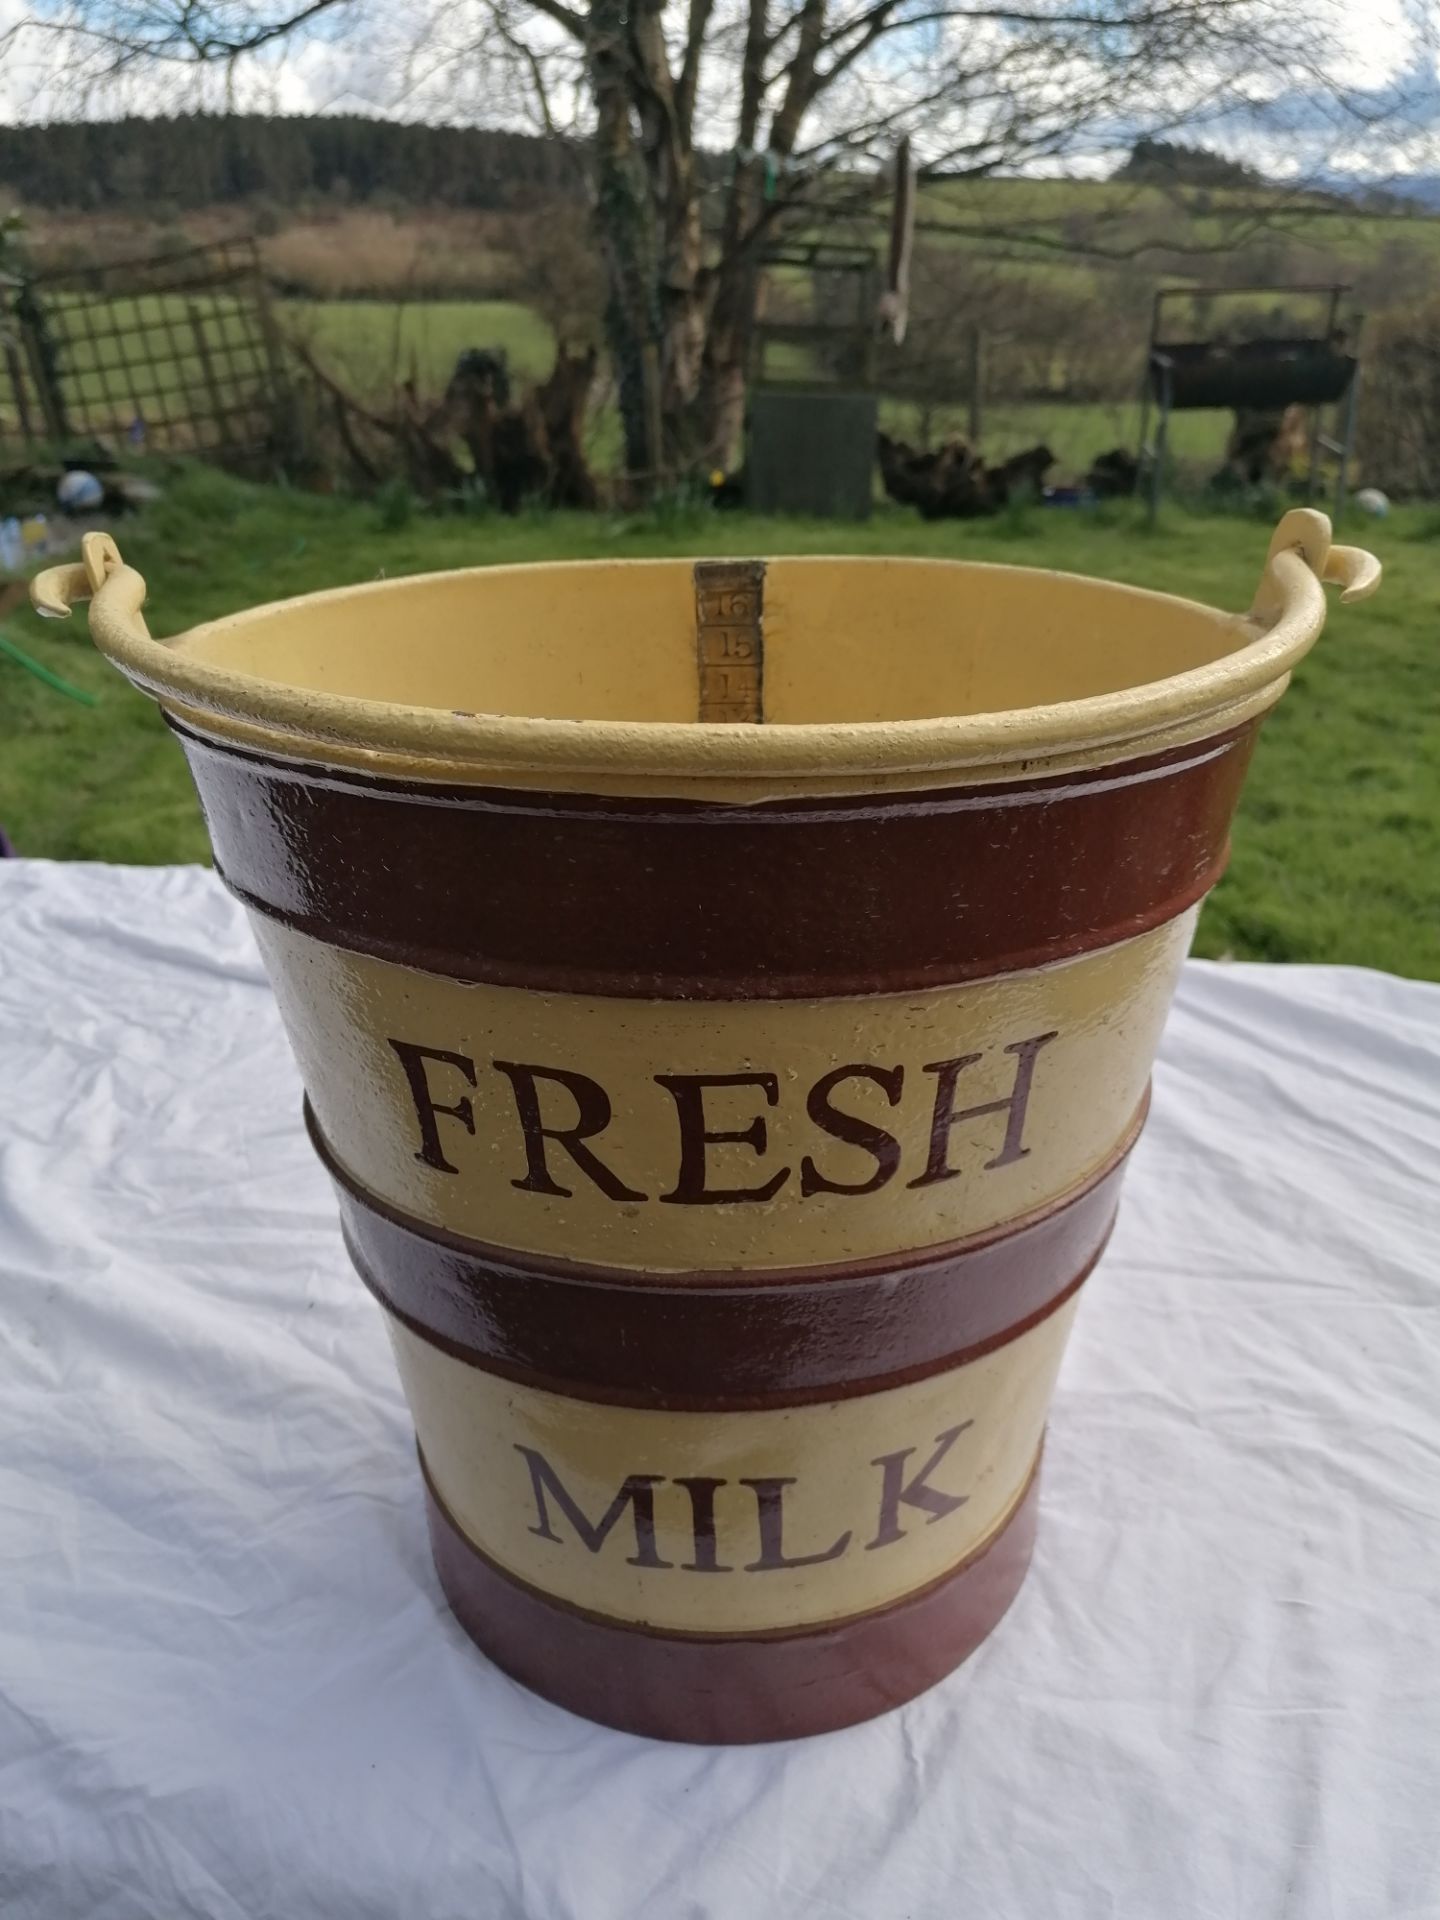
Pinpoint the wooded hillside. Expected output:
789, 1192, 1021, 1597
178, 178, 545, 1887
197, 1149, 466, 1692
0, 115, 580, 211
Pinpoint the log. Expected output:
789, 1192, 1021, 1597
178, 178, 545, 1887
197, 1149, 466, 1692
533, 344, 599, 510
1216, 405, 1308, 488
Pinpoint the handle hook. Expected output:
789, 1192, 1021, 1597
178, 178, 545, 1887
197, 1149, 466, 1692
31, 531, 129, 620
1251, 508, 1381, 625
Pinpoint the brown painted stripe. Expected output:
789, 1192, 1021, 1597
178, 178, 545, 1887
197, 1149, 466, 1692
175, 718, 1256, 999
313, 1095, 1141, 1408
421, 1441, 1041, 1742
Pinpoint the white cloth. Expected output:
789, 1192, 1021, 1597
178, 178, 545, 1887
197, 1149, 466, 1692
1, 860, 1437, 1920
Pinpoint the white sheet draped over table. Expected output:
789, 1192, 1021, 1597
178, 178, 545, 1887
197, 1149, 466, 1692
1, 861, 1436, 1920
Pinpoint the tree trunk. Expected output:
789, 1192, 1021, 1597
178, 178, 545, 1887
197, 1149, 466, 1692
699, 156, 766, 473
657, 201, 706, 467
586, 0, 789, 481
627, 0, 705, 473
588, 0, 662, 479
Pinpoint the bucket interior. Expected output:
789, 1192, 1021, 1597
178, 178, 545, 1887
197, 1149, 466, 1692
182, 557, 1249, 727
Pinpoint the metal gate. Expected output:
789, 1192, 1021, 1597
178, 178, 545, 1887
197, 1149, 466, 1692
0, 238, 289, 462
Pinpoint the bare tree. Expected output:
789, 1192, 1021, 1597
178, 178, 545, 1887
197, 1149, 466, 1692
10, 0, 1427, 476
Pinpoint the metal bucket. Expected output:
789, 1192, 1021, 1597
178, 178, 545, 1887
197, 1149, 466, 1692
38, 511, 1380, 1743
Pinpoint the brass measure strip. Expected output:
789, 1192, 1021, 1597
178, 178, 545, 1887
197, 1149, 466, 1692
693, 559, 765, 723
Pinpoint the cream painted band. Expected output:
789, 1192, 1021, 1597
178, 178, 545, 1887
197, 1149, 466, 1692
158, 678, 1286, 803
254, 907, 1195, 1272
390, 1294, 1076, 1633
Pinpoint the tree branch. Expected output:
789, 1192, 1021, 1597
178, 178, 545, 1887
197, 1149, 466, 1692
810, 0, 902, 92
767, 0, 827, 156
737, 0, 771, 151
676, 0, 717, 144
186, 0, 353, 58
520, 0, 587, 43
483, 0, 563, 133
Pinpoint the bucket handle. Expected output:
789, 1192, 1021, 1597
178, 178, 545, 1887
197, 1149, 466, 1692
31, 531, 151, 639
1250, 508, 1381, 626
31, 517, 1381, 779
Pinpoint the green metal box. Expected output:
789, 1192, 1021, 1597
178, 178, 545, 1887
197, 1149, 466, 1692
747, 388, 877, 520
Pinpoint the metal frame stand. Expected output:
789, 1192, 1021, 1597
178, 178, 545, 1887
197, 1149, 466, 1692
1139, 283, 1362, 525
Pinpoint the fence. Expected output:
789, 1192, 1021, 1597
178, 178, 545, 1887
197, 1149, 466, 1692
0, 238, 290, 463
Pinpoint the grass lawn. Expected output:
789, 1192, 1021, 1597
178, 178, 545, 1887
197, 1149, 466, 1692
1, 465, 1434, 979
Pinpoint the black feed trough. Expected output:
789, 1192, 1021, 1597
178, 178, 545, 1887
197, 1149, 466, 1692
1150, 338, 1358, 412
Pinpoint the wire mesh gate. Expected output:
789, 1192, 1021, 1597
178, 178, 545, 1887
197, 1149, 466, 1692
0, 239, 290, 462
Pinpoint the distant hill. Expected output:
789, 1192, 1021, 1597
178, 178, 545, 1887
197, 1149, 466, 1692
1113, 138, 1270, 192
0, 114, 580, 212
1327, 173, 1440, 214
1114, 139, 1440, 216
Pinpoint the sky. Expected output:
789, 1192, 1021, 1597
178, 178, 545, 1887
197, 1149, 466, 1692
0, 0, 1436, 186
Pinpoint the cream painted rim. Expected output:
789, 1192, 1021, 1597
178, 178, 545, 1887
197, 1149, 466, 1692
34, 510, 1380, 795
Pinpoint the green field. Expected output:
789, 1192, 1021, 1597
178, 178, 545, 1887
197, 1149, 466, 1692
1, 466, 1434, 979
286, 297, 556, 390
879, 397, 1232, 475
35, 288, 1231, 481
910, 176, 1440, 272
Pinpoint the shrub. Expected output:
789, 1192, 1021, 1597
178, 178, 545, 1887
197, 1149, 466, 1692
1355, 296, 1440, 498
